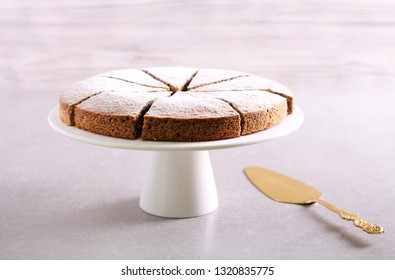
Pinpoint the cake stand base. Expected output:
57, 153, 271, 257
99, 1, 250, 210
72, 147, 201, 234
48, 105, 303, 218
140, 151, 217, 218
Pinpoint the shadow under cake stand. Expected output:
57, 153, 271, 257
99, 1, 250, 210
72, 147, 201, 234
48, 106, 304, 218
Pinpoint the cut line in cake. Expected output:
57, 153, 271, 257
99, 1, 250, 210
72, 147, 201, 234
99, 76, 169, 90
141, 67, 199, 93
98, 69, 170, 90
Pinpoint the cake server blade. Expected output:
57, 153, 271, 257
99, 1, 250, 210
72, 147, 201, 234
243, 166, 385, 234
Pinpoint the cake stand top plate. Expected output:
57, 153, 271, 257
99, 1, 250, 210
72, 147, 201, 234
48, 105, 303, 151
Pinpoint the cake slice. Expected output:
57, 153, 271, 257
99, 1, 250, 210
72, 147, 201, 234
142, 92, 241, 141
187, 91, 288, 135
60, 76, 170, 126
74, 91, 171, 139
141, 66, 198, 92
187, 68, 249, 90
190, 75, 294, 114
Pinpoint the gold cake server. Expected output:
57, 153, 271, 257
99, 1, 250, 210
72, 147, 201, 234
244, 166, 385, 234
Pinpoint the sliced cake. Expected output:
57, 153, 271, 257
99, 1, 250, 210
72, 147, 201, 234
59, 67, 295, 142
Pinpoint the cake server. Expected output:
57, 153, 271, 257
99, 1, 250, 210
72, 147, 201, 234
243, 166, 385, 234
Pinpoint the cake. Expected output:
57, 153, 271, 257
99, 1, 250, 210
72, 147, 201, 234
59, 67, 294, 141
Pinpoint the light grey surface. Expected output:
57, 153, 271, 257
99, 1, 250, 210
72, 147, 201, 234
1, 0, 395, 259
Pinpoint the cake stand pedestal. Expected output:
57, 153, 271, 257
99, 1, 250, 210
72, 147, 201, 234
48, 106, 304, 218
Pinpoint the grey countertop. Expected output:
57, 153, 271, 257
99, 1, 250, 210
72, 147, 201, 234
1, 0, 394, 259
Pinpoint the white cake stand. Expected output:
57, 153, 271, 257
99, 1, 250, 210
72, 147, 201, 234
48, 106, 304, 218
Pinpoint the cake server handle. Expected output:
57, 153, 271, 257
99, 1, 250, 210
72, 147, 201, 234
316, 199, 385, 234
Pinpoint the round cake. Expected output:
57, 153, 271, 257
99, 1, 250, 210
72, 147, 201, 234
59, 67, 294, 142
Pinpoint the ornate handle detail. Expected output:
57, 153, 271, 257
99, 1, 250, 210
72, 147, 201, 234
317, 199, 385, 234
